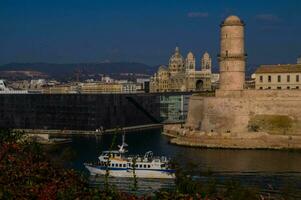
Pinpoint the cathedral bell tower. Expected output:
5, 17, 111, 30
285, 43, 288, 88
185, 52, 196, 73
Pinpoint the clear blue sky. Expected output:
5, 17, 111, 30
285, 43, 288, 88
0, 0, 300, 67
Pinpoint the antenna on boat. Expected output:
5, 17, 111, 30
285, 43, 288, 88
118, 131, 128, 153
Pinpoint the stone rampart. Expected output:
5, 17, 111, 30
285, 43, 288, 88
186, 90, 301, 135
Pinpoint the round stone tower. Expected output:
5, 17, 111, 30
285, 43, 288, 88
219, 15, 246, 91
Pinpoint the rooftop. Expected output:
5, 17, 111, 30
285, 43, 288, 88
221, 15, 244, 26
255, 64, 301, 74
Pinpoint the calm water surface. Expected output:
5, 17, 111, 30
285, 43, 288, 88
49, 129, 301, 194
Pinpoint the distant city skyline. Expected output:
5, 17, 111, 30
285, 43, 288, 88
0, 0, 301, 67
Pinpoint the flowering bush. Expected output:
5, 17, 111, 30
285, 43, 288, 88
0, 130, 143, 199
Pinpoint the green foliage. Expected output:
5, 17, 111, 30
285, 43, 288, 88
60, 147, 77, 162
130, 156, 138, 191
223, 180, 259, 200
0, 129, 24, 144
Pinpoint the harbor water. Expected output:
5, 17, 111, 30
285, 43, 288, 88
47, 129, 301, 194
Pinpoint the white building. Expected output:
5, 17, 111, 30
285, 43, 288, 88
0, 80, 28, 94
121, 82, 137, 93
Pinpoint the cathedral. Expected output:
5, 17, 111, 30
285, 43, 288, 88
150, 47, 212, 92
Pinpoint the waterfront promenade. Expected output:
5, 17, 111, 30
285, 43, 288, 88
17, 123, 163, 137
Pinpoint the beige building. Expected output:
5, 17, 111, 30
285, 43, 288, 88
150, 47, 212, 92
42, 81, 138, 94
79, 82, 122, 94
43, 85, 77, 94
255, 64, 301, 90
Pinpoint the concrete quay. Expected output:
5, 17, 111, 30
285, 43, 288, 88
163, 124, 301, 150
17, 123, 163, 137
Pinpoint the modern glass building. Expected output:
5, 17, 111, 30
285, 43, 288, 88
159, 94, 190, 123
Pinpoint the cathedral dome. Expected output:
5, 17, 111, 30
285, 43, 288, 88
170, 47, 184, 62
158, 65, 168, 72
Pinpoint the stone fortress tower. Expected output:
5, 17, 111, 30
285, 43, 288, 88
219, 15, 246, 91
181, 15, 301, 137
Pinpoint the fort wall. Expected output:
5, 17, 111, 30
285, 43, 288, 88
186, 90, 301, 135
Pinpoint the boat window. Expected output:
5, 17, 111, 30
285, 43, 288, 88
139, 165, 142, 168
161, 164, 165, 168
135, 164, 138, 168
119, 164, 122, 167
144, 164, 146, 168
123, 164, 126, 168
111, 163, 114, 167
148, 165, 151, 168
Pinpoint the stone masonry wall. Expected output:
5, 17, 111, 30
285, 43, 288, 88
186, 90, 301, 135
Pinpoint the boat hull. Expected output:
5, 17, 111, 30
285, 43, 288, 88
85, 164, 175, 179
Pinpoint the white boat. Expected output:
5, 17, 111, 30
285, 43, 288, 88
84, 135, 175, 179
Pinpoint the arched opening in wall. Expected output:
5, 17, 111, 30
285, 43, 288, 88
196, 80, 204, 91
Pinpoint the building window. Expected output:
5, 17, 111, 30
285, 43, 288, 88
278, 75, 281, 82
287, 75, 290, 82
277, 86, 281, 90
268, 87, 271, 89
287, 86, 290, 89
259, 87, 263, 90
268, 76, 271, 82
260, 76, 263, 82
296, 86, 299, 89
297, 75, 300, 82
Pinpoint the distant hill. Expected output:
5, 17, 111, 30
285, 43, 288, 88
0, 62, 156, 80
0, 62, 259, 81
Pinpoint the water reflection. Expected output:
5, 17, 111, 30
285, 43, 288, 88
64, 129, 301, 173
89, 176, 174, 194
49, 129, 301, 193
